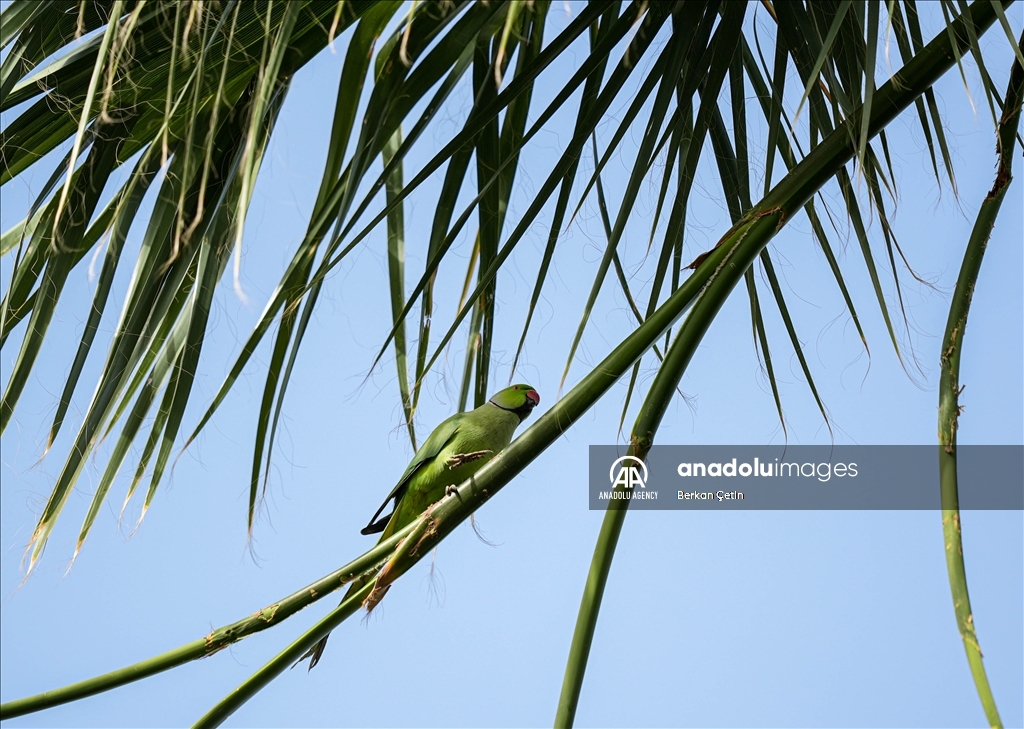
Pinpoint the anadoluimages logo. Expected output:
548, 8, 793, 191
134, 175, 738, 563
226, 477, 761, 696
609, 455, 648, 489
591, 445, 1024, 510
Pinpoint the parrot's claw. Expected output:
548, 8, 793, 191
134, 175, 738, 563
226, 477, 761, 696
446, 450, 492, 469
445, 484, 463, 500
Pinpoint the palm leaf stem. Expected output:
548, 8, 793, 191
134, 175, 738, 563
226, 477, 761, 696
936, 30, 1023, 729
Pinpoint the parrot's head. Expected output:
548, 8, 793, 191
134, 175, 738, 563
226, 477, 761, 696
490, 384, 540, 423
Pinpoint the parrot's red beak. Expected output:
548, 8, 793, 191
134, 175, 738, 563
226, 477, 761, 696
526, 390, 540, 407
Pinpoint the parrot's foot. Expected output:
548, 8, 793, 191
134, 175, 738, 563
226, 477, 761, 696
446, 450, 492, 469
445, 484, 463, 500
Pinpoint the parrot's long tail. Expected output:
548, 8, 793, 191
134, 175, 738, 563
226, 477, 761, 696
293, 577, 367, 671
296, 521, 399, 671
304, 634, 330, 670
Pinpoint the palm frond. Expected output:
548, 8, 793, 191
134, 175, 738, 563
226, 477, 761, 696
0, 0, 1017, 688
1, 0, 1019, 723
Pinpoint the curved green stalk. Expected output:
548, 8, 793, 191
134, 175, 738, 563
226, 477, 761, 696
562, 217, 776, 722
937, 31, 1023, 729
0, 524, 413, 720
554, 211, 781, 729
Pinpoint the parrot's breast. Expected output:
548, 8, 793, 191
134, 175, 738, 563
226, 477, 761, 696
393, 405, 521, 528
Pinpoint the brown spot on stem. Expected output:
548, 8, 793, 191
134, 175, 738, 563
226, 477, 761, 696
986, 161, 1011, 200
363, 583, 391, 613
258, 604, 279, 622
414, 516, 439, 555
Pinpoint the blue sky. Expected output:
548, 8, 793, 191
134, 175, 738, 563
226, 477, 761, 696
1, 4, 1022, 727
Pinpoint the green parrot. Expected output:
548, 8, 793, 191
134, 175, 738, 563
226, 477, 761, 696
300, 383, 540, 669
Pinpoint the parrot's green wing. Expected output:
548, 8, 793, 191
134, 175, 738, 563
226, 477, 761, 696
359, 414, 462, 535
